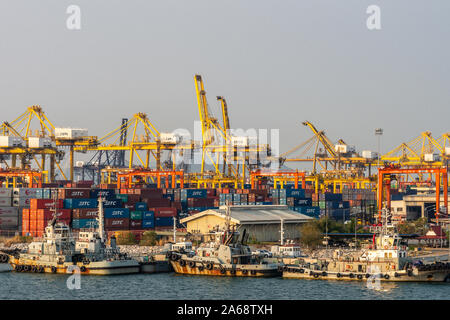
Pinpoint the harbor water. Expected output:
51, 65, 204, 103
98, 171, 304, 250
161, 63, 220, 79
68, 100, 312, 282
0, 272, 448, 300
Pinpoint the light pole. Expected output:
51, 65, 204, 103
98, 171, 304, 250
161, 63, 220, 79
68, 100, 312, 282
375, 128, 383, 168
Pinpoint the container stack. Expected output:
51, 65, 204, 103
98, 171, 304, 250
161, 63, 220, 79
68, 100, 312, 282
0, 188, 21, 235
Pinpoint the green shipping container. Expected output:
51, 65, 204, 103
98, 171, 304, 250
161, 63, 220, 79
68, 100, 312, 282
130, 211, 142, 220
115, 194, 129, 202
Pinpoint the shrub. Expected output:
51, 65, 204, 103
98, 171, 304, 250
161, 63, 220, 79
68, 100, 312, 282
139, 231, 157, 246
3, 235, 33, 247
116, 231, 137, 245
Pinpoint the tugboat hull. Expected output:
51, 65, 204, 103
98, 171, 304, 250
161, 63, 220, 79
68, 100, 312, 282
8, 256, 140, 275
170, 260, 281, 277
282, 265, 450, 282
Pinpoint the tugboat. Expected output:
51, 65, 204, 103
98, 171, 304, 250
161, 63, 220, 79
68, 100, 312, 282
168, 206, 281, 277
7, 198, 140, 275
283, 209, 450, 282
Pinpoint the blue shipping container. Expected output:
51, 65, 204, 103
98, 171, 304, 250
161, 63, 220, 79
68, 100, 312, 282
135, 202, 148, 211
155, 217, 174, 227
295, 206, 321, 217
183, 189, 207, 198
286, 189, 305, 198
64, 198, 98, 209
72, 219, 99, 229
293, 198, 312, 206
142, 211, 155, 220
142, 219, 155, 228
90, 189, 116, 199
104, 208, 130, 219
102, 199, 123, 208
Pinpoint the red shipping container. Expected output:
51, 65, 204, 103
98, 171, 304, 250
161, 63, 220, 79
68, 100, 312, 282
154, 207, 177, 217
126, 194, 141, 203
22, 220, 30, 233
72, 208, 98, 219
35, 209, 72, 221
129, 220, 142, 230
30, 199, 64, 211
30, 220, 37, 231
22, 209, 30, 222
105, 218, 129, 230
206, 189, 216, 197
135, 189, 163, 199
58, 188, 91, 199
146, 198, 171, 208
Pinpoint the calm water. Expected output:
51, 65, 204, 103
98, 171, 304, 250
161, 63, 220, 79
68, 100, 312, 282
0, 272, 449, 300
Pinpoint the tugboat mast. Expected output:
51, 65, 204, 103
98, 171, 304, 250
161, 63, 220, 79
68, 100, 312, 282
97, 197, 106, 243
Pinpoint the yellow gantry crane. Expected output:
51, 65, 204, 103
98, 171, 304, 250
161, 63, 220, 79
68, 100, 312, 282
193, 75, 271, 187
279, 121, 371, 174
381, 131, 446, 166
74, 112, 196, 184
0, 105, 98, 181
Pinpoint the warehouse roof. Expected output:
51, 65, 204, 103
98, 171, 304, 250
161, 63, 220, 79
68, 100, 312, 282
180, 205, 314, 225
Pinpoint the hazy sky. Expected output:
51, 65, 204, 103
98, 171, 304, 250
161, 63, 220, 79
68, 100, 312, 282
1, 1, 449, 165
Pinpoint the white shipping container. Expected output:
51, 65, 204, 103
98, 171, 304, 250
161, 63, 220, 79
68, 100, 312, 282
28, 137, 55, 148
160, 133, 180, 144
12, 197, 31, 207
13, 188, 37, 198
55, 128, 88, 139
0, 207, 19, 216
0, 197, 12, 207
231, 136, 249, 147
362, 150, 379, 159
0, 216, 19, 227
335, 144, 347, 153
0, 135, 24, 147
424, 153, 440, 162
0, 188, 12, 197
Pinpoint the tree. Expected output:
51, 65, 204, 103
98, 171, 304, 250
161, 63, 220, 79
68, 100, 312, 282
116, 231, 137, 245
299, 221, 322, 247
139, 231, 158, 246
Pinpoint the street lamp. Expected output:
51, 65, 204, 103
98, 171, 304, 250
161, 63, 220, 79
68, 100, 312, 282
375, 128, 383, 168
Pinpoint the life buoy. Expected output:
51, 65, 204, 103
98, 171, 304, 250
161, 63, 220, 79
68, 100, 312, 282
365, 273, 371, 279
394, 272, 399, 278
15, 265, 22, 272
313, 273, 319, 279
179, 260, 186, 267
23, 265, 30, 272
51, 266, 57, 273
299, 268, 305, 274
0, 255, 8, 263
220, 268, 226, 274
170, 254, 177, 261
336, 273, 341, 278
357, 274, 363, 280
321, 271, 327, 277
188, 261, 195, 268
384, 274, 390, 280
230, 269, 236, 275
206, 263, 213, 270
198, 265, 204, 271
37, 266, 44, 273
348, 273, 354, 278
31, 266, 37, 273
80, 266, 87, 272
242, 269, 248, 275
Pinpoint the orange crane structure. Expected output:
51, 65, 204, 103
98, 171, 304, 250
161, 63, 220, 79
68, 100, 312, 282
116, 169, 184, 189
250, 170, 306, 190
377, 165, 448, 223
